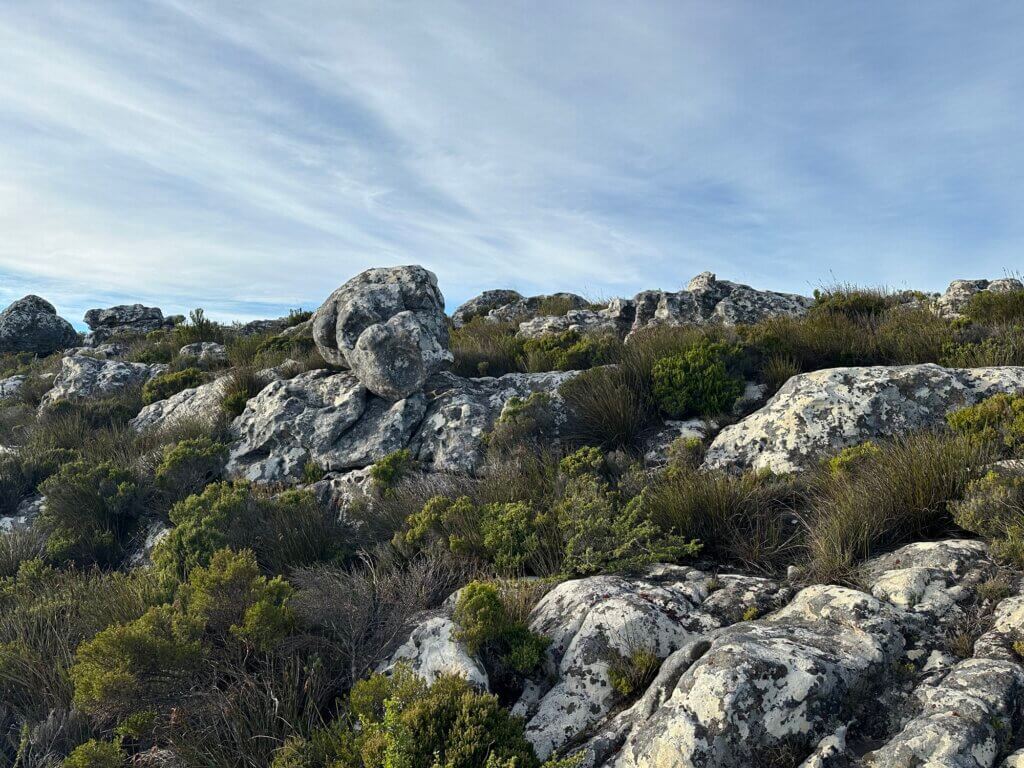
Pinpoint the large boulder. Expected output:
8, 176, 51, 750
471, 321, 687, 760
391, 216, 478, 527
312, 266, 452, 400
39, 355, 165, 411
936, 278, 1024, 319
451, 289, 525, 328
225, 369, 426, 483
703, 364, 1024, 474
409, 370, 579, 474
0, 296, 78, 356
130, 376, 231, 433
178, 342, 227, 365
83, 303, 166, 345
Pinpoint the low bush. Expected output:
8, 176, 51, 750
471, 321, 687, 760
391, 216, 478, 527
941, 326, 1024, 367
39, 459, 152, 567
272, 665, 546, 768
560, 366, 650, 450
607, 646, 660, 699
453, 580, 549, 676
806, 432, 990, 584
809, 286, 892, 318
951, 470, 1024, 567
450, 318, 524, 377
521, 330, 621, 372
369, 448, 414, 492
650, 339, 744, 418
947, 393, 1024, 457
0, 444, 75, 516
824, 441, 882, 476
64, 738, 126, 768
963, 289, 1024, 325
142, 367, 205, 405
220, 367, 269, 418
173, 309, 224, 346
153, 482, 345, 580
154, 436, 228, 502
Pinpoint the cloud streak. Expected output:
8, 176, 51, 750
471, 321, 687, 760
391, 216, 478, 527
1, 1, 1023, 325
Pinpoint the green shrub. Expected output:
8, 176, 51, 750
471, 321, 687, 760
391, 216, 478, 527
154, 436, 228, 501
607, 647, 660, 698
951, 470, 1024, 567
0, 445, 75, 515
127, 336, 178, 365
370, 448, 414, 491
825, 441, 882, 476
650, 340, 744, 418
947, 393, 1024, 457
761, 353, 801, 394
560, 366, 650, 450
220, 366, 269, 418
963, 289, 1024, 325
486, 393, 560, 460
142, 367, 205, 405
941, 327, 1024, 367
807, 432, 991, 583
450, 318, 524, 377
453, 581, 549, 675
276, 665, 543, 768
174, 308, 223, 346
64, 739, 126, 768
38, 459, 150, 566
286, 308, 313, 327
809, 287, 891, 318
522, 330, 621, 372
154, 482, 344, 580
301, 459, 325, 484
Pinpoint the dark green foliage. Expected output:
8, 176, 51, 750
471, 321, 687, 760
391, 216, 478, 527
453, 581, 549, 675
174, 308, 223, 346
220, 367, 269, 417
608, 647, 660, 699
369, 448, 414, 491
285, 308, 313, 327
0, 445, 75, 516
560, 366, 650, 450
154, 436, 228, 501
522, 330, 621, 372
38, 459, 151, 567
809, 287, 892, 318
450, 318, 525, 377
951, 470, 1024, 567
153, 482, 345, 580
963, 289, 1024, 325
142, 367, 205, 405
650, 340, 744, 418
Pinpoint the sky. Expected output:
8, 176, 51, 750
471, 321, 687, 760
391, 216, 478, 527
1, 1, 1024, 328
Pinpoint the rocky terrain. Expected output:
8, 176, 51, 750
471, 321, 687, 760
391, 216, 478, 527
4, 269, 1024, 767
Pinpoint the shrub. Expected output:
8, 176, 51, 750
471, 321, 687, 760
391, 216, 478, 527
370, 449, 414, 491
650, 340, 744, 419
453, 581, 549, 675
0, 444, 75, 516
0, 526, 44, 578
951, 470, 1024, 567
963, 289, 1024, 325
127, 336, 178, 365
761, 354, 801, 394
38, 459, 151, 566
560, 366, 650, 450
220, 366, 269, 418
825, 441, 882, 476
275, 665, 543, 768
141, 367, 205, 405
154, 436, 228, 501
154, 482, 345, 580
286, 308, 313, 327
607, 647, 660, 698
174, 308, 223, 346
522, 330, 621, 372
806, 432, 991, 583
809, 286, 891, 318
941, 326, 1024, 367
486, 393, 560, 460
450, 318, 524, 377
947, 393, 1024, 457
64, 739, 126, 768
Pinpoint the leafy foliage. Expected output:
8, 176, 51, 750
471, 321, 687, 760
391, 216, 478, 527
947, 393, 1024, 457
142, 367, 205, 405
650, 340, 744, 418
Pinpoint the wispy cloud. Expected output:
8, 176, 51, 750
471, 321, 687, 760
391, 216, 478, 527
1, 1, 1023, 326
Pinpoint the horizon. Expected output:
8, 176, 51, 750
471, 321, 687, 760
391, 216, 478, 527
3, 2, 1024, 325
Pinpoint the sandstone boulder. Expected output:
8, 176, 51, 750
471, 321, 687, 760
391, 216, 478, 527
936, 278, 1024, 319
0, 296, 78, 356
312, 266, 451, 400
451, 289, 525, 328
39, 355, 166, 411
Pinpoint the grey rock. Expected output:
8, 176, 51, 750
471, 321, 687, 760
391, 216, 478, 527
309, 467, 375, 518
410, 370, 578, 474
936, 278, 1024, 319
642, 419, 711, 466
385, 614, 490, 690
83, 303, 166, 344
704, 364, 1024, 474
0, 295, 78, 356
235, 318, 290, 336
178, 342, 228, 365
488, 292, 590, 325
451, 289, 525, 328
63, 342, 130, 360
0, 374, 27, 402
130, 376, 232, 433
517, 302, 635, 340
225, 369, 426, 483
39, 355, 165, 411
312, 266, 452, 400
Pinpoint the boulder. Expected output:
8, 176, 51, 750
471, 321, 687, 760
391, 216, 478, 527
312, 266, 452, 400
451, 289, 525, 328
83, 303, 166, 344
517, 302, 636, 340
39, 355, 166, 411
130, 376, 232, 433
488, 293, 590, 325
410, 370, 579, 474
704, 364, 1024, 474
0, 296, 78, 356
226, 369, 426, 483
0, 374, 27, 402
63, 342, 130, 360
178, 342, 228, 365
385, 614, 490, 690
936, 278, 1024, 319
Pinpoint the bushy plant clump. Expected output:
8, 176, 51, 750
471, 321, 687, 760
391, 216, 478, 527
809, 287, 892, 318
154, 436, 228, 501
220, 366, 268, 417
947, 393, 1024, 457
174, 309, 223, 346
453, 581, 549, 675
369, 448, 414, 491
142, 367, 205, 405
951, 470, 1024, 567
522, 330, 621, 372
650, 340, 744, 419
963, 288, 1024, 325
450, 318, 525, 377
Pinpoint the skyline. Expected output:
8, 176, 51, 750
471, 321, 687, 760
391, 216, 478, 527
2, 2, 1024, 326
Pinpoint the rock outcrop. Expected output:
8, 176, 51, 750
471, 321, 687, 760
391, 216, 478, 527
39, 355, 166, 411
703, 364, 1024, 474
226, 369, 427, 482
312, 266, 452, 400
83, 303, 167, 345
451, 289, 525, 328
178, 342, 227, 365
936, 278, 1024, 319
0, 296, 78, 356
130, 376, 232, 433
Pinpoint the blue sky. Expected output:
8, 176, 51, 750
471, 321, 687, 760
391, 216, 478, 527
1, 1, 1023, 327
